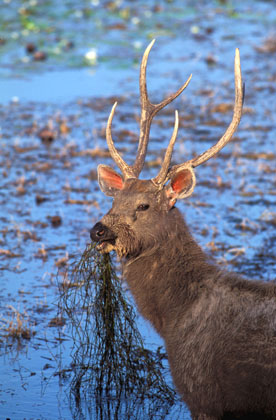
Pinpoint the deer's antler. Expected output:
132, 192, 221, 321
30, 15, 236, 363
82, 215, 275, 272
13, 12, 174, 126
106, 101, 135, 178
133, 40, 192, 177
106, 42, 243, 185
105, 39, 192, 179
166, 48, 244, 181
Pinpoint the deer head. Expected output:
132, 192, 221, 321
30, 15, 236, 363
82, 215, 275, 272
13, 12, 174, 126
90, 40, 243, 258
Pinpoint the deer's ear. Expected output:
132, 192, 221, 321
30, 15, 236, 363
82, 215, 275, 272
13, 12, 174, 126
97, 164, 124, 196
165, 167, 196, 207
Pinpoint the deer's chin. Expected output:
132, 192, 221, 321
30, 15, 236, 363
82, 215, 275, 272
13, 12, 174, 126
96, 241, 115, 254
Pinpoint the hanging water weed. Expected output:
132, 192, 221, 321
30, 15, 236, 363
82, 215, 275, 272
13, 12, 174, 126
61, 243, 179, 419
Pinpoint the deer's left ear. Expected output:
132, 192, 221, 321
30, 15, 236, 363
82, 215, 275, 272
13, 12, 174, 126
97, 164, 124, 196
165, 167, 196, 207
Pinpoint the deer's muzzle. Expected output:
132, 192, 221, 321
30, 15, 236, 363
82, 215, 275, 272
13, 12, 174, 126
90, 222, 116, 253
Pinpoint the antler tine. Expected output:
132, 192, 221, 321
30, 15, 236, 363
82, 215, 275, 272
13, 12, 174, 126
139, 39, 155, 111
190, 48, 243, 168
132, 39, 192, 177
152, 110, 179, 186
106, 101, 135, 179
170, 48, 243, 176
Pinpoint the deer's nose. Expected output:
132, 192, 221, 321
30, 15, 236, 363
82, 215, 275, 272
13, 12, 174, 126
90, 222, 108, 242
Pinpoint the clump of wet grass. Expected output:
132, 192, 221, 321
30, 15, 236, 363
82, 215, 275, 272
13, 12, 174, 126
61, 243, 180, 419
0, 305, 34, 341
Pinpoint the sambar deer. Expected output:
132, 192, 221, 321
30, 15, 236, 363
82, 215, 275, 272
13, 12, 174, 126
90, 40, 276, 420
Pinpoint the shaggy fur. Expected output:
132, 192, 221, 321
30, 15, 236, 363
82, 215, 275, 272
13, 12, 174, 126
91, 177, 276, 420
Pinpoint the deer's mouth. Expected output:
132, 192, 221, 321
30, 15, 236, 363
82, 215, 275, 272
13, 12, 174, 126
96, 238, 116, 253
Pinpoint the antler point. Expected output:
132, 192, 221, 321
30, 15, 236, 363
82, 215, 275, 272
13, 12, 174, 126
235, 48, 241, 65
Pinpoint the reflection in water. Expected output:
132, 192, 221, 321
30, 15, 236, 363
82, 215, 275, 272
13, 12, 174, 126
61, 244, 183, 420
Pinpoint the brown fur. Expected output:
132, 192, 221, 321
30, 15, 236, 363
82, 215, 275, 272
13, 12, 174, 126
90, 177, 276, 420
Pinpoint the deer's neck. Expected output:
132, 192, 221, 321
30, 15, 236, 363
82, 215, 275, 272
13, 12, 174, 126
122, 208, 217, 336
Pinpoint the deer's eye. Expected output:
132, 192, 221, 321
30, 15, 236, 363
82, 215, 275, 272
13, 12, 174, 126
136, 204, 150, 211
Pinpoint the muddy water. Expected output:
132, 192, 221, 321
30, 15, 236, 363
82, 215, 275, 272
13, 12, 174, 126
0, 1, 275, 419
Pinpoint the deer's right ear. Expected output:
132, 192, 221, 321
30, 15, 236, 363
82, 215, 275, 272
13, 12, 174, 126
97, 164, 124, 196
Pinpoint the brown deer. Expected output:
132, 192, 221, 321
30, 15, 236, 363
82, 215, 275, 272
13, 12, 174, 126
90, 40, 276, 420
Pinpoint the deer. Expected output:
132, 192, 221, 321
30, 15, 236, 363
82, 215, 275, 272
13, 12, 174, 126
90, 40, 276, 420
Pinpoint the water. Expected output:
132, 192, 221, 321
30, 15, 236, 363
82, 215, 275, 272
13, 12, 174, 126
0, 1, 275, 419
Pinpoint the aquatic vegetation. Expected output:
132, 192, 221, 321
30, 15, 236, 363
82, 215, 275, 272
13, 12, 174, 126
0, 305, 34, 341
61, 244, 181, 419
